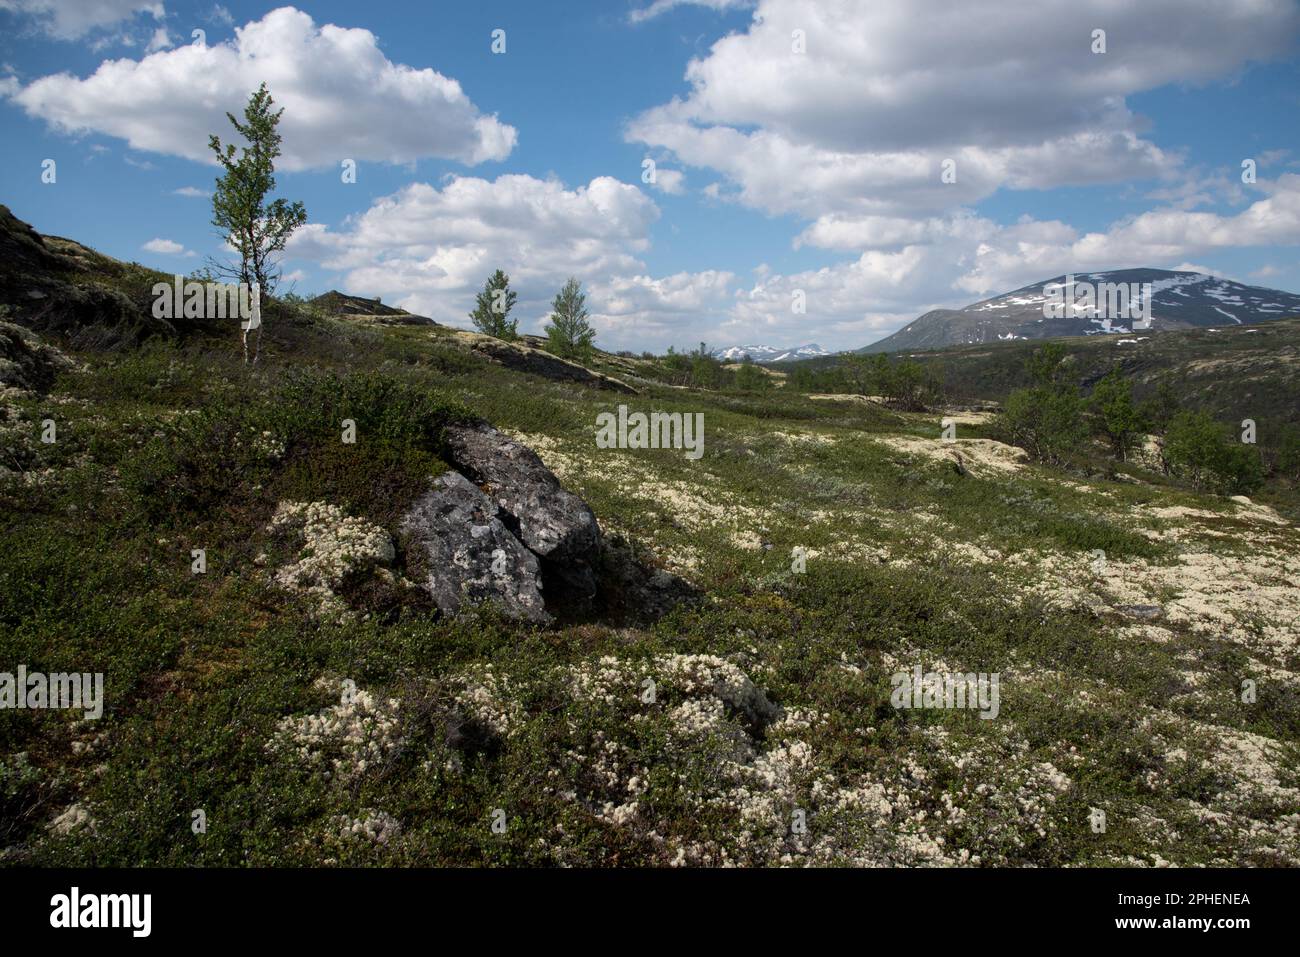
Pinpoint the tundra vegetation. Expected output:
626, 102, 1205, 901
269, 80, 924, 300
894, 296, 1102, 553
1, 203, 1299, 867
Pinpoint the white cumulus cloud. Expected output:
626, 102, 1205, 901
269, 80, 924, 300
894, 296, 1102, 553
628, 0, 1297, 223
285, 172, 747, 349
142, 237, 190, 255
0, 0, 163, 40
7, 6, 516, 171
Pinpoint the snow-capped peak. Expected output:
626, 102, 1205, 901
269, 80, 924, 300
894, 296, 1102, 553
712, 343, 830, 363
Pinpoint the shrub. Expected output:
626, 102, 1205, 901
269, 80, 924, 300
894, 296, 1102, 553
999, 384, 1088, 466
1274, 424, 1300, 482
1138, 379, 1180, 435
1089, 366, 1145, 461
996, 345, 1087, 466
789, 365, 816, 393
838, 353, 941, 410
1163, 410, 1264, 495
732, 361, 769, 393
689, 344, 723, 389
122, 369, 471, 521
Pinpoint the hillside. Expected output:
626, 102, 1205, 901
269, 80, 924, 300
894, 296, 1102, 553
2, 209, 1298, 868
862, 269, 1300, 353
926, 318, 1300, 433
309, 291, 434, 325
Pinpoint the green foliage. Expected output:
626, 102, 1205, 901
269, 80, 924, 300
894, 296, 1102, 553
468, 269, 519, 340
838, 353, 877, 397
1276, 424, 1300, 482
1138, 379, 1181, 435
835, 353, 941, 410
209, 83, 307, 298
789, 364, 816, 392
732, 359, 769, 393
882, 357, 940, 411
543, 277, 596, 362
999, 385, 1088, 466
1163, 410, 1264, 495
121, 369, 470, 521
999, 346, 1087, 466
1089, 366, 1146, 461
1025, 342, 1069, 386
689, 342, 723, 389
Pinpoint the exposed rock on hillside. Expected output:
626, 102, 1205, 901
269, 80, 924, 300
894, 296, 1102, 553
392, 424, 690, 624
0, 204, 174, 347
309, 290, 435, 326
400, 471, 550, 625
452, 329, 637, 394
444, 420, 602, 608
444, 422, 600, 562
0, 321, 75, 394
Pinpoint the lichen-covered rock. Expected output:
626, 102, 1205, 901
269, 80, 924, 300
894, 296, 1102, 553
399, 470, 550, 624
465, 333, 636, 394
0, 320, 75, 394
443, 421, 601, 606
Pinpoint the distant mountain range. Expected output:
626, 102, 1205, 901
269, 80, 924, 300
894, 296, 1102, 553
860, 269, 1300, 353
712, 343, 831, 363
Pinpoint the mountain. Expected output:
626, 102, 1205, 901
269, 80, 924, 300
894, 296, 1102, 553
860, 268, 1300, 353
713, 342, 831, 363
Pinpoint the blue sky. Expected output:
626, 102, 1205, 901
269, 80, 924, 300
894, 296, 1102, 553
2, 0, 1299, 351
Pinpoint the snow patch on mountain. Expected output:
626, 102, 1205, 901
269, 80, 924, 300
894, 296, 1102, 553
713, 343, 831, 364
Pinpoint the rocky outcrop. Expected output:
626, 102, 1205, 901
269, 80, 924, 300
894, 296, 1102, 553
461, 332, 637, 394
0, 204, 175, 348
442, 421, 602, 607
0, 321, 75, 394
309, 290, 435, 326
396, 422, 696, 625
443, 423, 599, 560
399, 470, 550, 624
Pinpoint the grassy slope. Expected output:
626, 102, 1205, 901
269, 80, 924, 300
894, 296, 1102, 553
2, 279, 1298, 867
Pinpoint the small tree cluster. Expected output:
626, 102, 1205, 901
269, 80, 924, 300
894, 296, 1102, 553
837, 353, 942, 411
733, 356, 771, 393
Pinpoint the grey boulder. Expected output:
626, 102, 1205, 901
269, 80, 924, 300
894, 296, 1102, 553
399, 470, 550, 625
443, 422, 601, 605
442, 422, 600, 562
